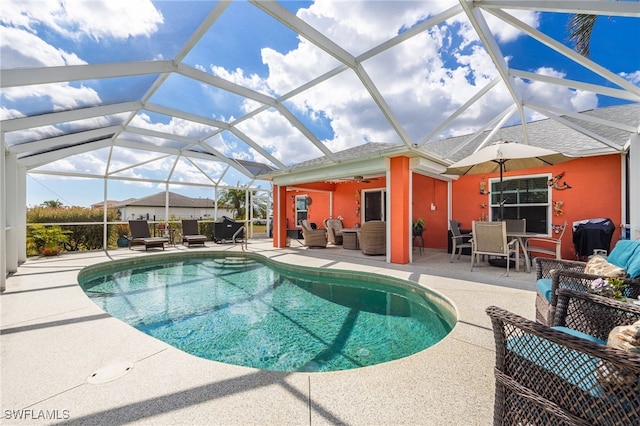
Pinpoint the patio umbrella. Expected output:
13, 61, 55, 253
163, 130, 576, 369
444, 141, 572, 219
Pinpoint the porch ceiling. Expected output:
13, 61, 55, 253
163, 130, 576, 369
1, 1, 639, 191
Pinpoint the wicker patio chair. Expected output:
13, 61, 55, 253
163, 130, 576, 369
487, 289, 640, 426
535, 257, 640, 325
470, 220, 519, 275
359, 220, 386, 255
300, 220, 327, 248
324, 218, 344, 245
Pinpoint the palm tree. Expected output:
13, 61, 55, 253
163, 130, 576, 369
41, 199, 64, 208
218, 187, 245, 219
568, 13, 598, 58
218, 185, 268, 220
568, 1, 634, 58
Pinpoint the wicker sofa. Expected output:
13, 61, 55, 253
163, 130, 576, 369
535, 239, 640, 324
358, 220, 386, 255
487, 288, 640, 426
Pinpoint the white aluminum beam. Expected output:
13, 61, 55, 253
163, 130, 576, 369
1, 60, 176, 88
1, 101, 141, 132
20, 138, 113, 169
275, 105, 337, 161
418, 77, 502, 146
125, 126, 200, 147
250, 1, 356, 67
486, 8, 640, 97
524, 101, 639, 134
9, 125, 122, 155
479, 1, 640, 17
510, 69, 640, 103
145, 103, 230, 130
178, 64, 277, 107
229, 128, 287, 170
358, 5, 463, 62
459, 2, 523, 109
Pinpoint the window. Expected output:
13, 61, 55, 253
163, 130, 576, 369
295, 195, 308, 226
363, 189, 386, 222
490, 175, 551, 234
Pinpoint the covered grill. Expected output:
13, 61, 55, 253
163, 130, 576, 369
572, 218, 616, 259
213, 216, 245, 243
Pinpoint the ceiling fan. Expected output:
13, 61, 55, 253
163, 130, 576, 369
337, 175, 377, 183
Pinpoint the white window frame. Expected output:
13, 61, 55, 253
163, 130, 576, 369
489, 173, 553, 234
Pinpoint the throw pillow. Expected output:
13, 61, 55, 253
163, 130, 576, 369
584, 255, 627, 278
596, 320, 640, 390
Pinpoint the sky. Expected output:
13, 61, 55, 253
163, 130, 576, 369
1, 0, 639, 207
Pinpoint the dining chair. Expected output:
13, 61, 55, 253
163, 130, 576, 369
450, 219, 472, 262
504, 218, 526, 233
525, 220, 567, 262
470, 220, 519, 275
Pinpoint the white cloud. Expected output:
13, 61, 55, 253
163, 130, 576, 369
130, 113, 215, 139
0, 26, 86, 68
620, 70, 640, 84
2, 82, 101, 111
1, 0, 163, 41
518, 67, 598, 112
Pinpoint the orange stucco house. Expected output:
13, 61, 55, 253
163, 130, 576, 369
264, 105, 638, 265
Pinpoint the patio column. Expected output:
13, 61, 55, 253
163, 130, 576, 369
4, 152, 19, 275
273, 185, 288, 248
630, 134, 640, 240
389, 156, 411, 264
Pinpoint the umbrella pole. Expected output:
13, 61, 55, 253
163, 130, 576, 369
499, 161, 504, 220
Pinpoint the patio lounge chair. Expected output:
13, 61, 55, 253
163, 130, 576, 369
487, 288, 640, 425
470, 220, 519, 275
181, 219, 208, 247
300, 220, 327, 248
127, 220, 168, 251
359, 220, 386, 255
324, 218, 344, 245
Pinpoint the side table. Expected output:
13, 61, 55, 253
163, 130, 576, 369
343, 229, 360, 250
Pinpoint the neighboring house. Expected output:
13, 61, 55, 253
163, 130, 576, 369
92, 192, 232, 221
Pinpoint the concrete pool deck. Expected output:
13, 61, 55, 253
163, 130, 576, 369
1, 240, 536, 425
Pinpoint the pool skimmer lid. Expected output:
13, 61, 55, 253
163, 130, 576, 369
87, 361, 133, 384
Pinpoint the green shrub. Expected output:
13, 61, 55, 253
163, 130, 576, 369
27, 206, 121, 254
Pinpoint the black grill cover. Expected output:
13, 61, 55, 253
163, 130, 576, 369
213, 216, 244, 243
572, 218, 616, 257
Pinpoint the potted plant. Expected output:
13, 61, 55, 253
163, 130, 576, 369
412, 218, 425, 236
116, 224, 130, 248
28, 224, 69, 256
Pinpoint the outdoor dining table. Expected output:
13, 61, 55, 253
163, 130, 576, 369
506, 231, 541, 273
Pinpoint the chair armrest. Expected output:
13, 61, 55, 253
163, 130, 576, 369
526, 236, 560, 245
486, 304, 640, 425
549, 269, 640, 307
535, 257, 585, 280
553, 288, 640, 341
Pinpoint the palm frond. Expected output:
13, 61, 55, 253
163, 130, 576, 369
568, 14, 598, 58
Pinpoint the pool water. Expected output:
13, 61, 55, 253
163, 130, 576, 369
79, 255, 454, 372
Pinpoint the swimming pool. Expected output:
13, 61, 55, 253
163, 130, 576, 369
78, 253, 456, 372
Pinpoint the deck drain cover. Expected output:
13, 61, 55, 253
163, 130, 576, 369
87, 361, 133, 384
